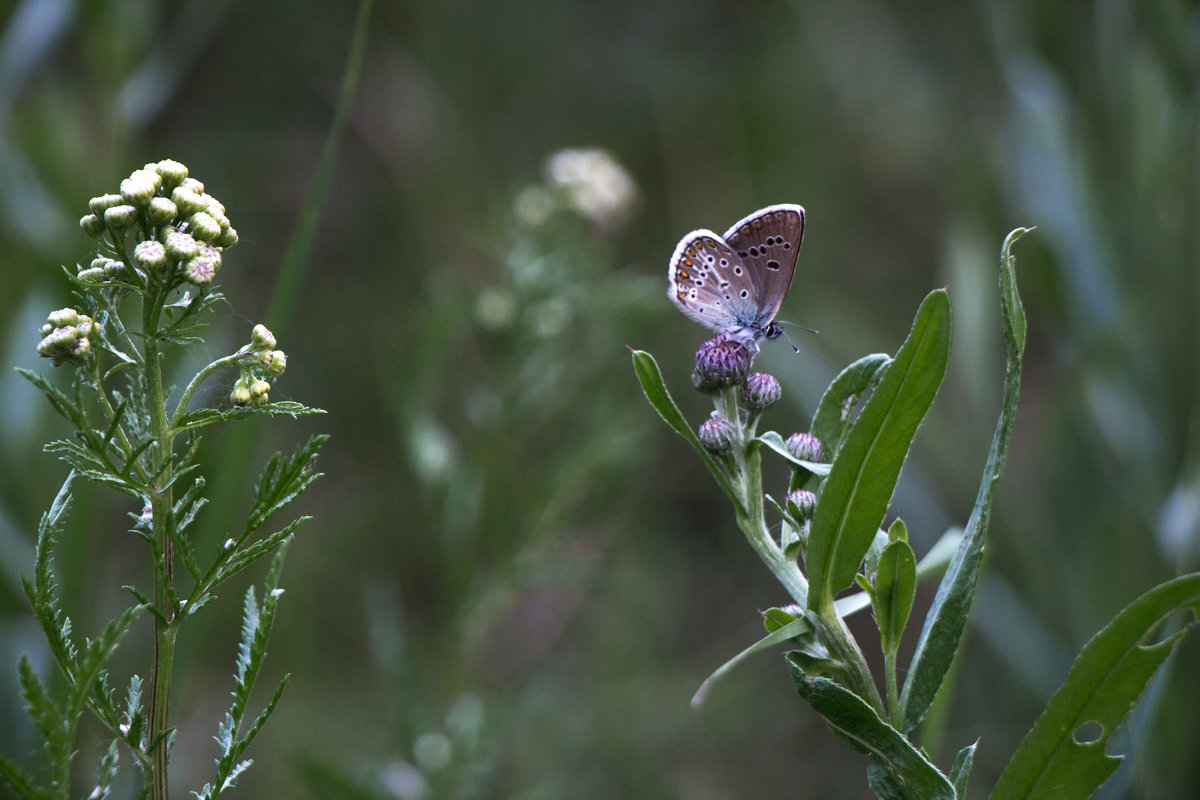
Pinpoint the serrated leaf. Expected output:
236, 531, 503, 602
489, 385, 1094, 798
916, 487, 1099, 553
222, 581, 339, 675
899, 230, 1032, 732
173, 402, 325, 433
16, 368, 87, 428
0, 753, 43, 800
789, 659, 955, 800
631, 349, 742, 512
989, 573, 1200, 800
806, 290, 951, 616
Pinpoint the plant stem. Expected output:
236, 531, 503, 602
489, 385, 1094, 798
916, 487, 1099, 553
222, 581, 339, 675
885, 649, 899, 726
143, 289, 176, 800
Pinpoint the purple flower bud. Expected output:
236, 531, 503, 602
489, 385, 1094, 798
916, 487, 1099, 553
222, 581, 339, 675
787, 488, 818, 521
785, 432, 824, 463
698, 416, 736, 455
742, 372, 781, 411
691, 336, 753, 392
133, 240, 168, 271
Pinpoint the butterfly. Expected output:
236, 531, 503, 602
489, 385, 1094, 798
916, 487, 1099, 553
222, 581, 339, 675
668, 204, 805, 349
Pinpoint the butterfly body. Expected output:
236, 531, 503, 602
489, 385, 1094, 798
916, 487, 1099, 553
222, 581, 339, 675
668, 204, 805, 347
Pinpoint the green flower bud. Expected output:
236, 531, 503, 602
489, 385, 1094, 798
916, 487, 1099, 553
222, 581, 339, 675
77, 267, 107, 282
184, 244, 220, 286
103, 204, 138, 229
165, 229, 199, 261
698, 415, 736, 456
231, 384, 252, 406
147, 196, 178, 224
267, 350, 287, 376
249, 379, 271, 406
133, 240, 168, 271
180, 177, 205, 195
171, 186, 207, 216
155, 159, 188, 189
200, 193, 225, 216
187, 211, 222, 243
48, 308, 79, 328
89, 256, 113, 271
120, 171, 159, 206
40, 323, 53, 337
89, 193, 124, 215
217, 226, 239, 248
251, 324, 276, 350
787, 488, 818, 521
80, 214, 106, 237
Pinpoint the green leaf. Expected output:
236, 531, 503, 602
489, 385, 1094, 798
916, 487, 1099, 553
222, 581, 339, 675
875, 540, 917, 656
788, 659, 955, 800
950, 740, 977, 799
173, 401, 325, 433
691, 618, 811, 708
809, 352, 892, 464
0, 753, 43, 800
631, 349, 742, 511
988, 573, 1200, 800
756, 430, 831, 475
899, 230, 1032, 732
806, 290, 951, 615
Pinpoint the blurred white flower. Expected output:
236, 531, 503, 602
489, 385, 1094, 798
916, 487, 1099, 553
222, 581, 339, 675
544, 147, 637, 229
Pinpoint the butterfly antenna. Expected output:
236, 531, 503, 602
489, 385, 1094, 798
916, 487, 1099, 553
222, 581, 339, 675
776, 320, 817, 353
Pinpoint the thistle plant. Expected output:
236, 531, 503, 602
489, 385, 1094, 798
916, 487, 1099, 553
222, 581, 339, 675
634, 229, 1200, 799
1, 160, 325, 800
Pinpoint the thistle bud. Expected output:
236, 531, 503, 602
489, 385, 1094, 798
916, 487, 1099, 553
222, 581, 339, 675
785, 432, 824, 463
147, 196, 178, 225
251, 324, 277, 350
787, 488, 818, 521
742, 372, 781, 411
133, 240, 168, 271
691, 336, 753, 392
103, 204, 138, 229
699, 415, 736, 456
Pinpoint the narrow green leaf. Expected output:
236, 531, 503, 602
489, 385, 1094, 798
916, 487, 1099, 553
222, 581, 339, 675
899, 230, 1032, 732
756, 430, 831, 475
789, 659, 955, 800
867, 757, 922, 800
950, 740, 977, 799
0, 754, 42, 800
875, 540, 917, 656
809, 352, 892, 462
16, 368, 87, 428
691, 618, 811, 708
989, 573, 1200, 800
806, 290, 951, 615
631, 349, 742, 511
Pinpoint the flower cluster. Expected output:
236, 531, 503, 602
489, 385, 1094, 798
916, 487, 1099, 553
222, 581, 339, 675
230, 324, 287, 407
78, 159, 237, 289
36, 308, 96, 366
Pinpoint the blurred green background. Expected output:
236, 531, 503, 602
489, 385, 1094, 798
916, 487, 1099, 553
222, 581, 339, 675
1, 0, 1199, 797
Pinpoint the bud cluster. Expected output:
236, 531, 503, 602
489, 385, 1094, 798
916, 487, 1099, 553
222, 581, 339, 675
230, 324, 288, 407
78, 159, 238, 289
36, 308, 96, 366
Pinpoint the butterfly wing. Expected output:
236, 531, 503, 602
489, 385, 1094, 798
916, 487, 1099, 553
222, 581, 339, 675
668, 229, 750, 335
721, 204, 805, 324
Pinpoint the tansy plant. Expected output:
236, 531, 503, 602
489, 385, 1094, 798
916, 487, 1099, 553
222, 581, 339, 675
1, 159, 325, 800
633, 229, 1200, 799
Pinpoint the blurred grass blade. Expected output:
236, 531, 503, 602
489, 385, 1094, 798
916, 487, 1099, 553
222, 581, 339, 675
806, 290, 951, 616
988, 573, 1200, 800
631, 349, 742, 511
789, 659, 955, 800
691, 617, 809, 708
899, 229, 1032, 732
